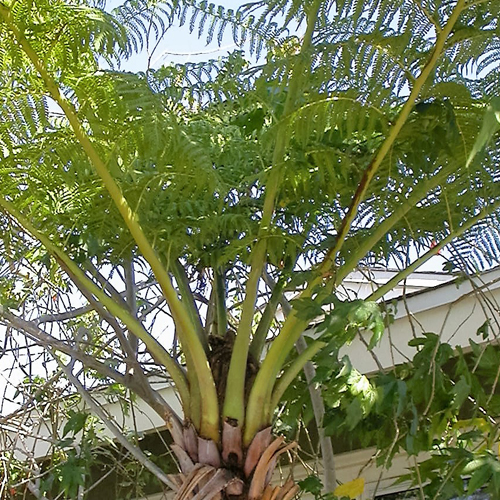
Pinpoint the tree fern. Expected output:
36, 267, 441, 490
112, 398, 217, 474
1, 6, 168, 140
1, 1, 500, 498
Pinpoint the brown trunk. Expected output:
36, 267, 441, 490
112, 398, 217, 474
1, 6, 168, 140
169, 425, 299, 500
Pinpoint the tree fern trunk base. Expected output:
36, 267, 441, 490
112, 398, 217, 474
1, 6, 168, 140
170, 425, 298, 500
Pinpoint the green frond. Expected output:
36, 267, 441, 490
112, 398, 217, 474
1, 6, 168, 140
450, 209, 500, 272
0, 93, 47, 151
6, 0, 127, 70
113, 0, 176, 55
116, 0, 286, 58
178, 0, 282, 56
150, 51, 257, 106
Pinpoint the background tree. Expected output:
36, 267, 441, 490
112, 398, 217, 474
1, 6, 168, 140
0, 0, 499, 498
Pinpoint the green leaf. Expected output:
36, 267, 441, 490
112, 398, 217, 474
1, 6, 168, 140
451, 375, 471, 410
396, 380, 407, 417
467, 463, 492, 495
58, 455, 87, 498
367, 316, 384, 349
56, 438, 75, 449
476, 320, 490, 340
290, 296, 324, 321
298, 475, 323, 496
466, 97, 500, 168
408, 337, 427, 347
63, 411, 89, 437
346, 398, 363, 430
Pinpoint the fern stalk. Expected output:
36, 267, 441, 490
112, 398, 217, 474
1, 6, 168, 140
0, 4, 220, 441
171, 259, 207, 349
269, 340, 326, 417
245, 0, 467, 443
224, 0, 324, 431
244, 303, 311, 443
249, 276, 285, 359
317, 0, 466, 277
334, 167, 452, 286
223, 251, 263, 424
124, 256, 139, 359
213, 269, 228, 336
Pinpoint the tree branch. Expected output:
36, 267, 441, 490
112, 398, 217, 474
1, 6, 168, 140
33, 305, 94, 325
84, 260, 128, 309
0, 310, 127, 384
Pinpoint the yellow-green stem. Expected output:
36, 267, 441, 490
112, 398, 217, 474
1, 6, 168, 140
249, 277, 285, 359
244, 308, 310, 444
171, 259, 207, 350
270, 340, 325, 414
214, 269, 228, 337
0, 4, 220, 440
368, 200, 500, 303
333, 167, 452, 287
225, 0, 324, 429
223, 243, 266, 424
318, 0, 466, 278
